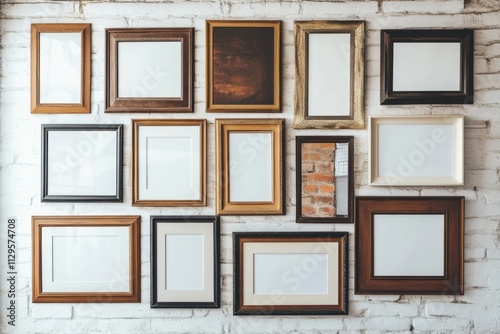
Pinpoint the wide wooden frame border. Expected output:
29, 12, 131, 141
294, 21, 365, 129
233, 232, 348, 315
380, 29, 474, 105
105, 28, 194, 113
32, 215, 141, 303
150, 216, 220, 308
355, 197, 464, 295
41, 124, 123, 202
369, 115, 464, 186
296, 136, 354, 223
215, 119, 284, 215
31, 23, 91, 114
206, 20, 281, 113
132, 119, 206, 206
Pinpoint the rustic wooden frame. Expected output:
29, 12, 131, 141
294, 21, 365, 129
132, 119, 206, 206
32, 215, 141, 303
105, 28, 194, 113
31, 23, 91, 114
215, 119, 285, 215
233, 232, 348, 315
206, 20, 281, 112
355, 197, 464, 295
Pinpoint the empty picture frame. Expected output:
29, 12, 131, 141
233, 232, 348, 315
132, 119, 206, 206
32, 215, 141, 303
355, 197, 464, 295
151, 216, 220, 308
215, 119, 284, 215
206, 20, 281, 112
41, 124, 123, 202
296, 136, 354, 223
369, 115, 464, 186
31, 23, 91, 113
106, 28, 194, 112
294, 21, 365, 129
380, 29, 473, 105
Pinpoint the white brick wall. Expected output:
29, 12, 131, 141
1, 0, 499, 333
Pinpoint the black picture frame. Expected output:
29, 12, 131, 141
151, 216, 220, 308
296, 136, 354, 223
380, 29, 474, 105
41, 124, 123, 202
233, 231, 348, 315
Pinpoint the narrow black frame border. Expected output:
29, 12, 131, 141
380, 29, 474, 105
150, 215, 220, 308
41, 124, 123, 202
233, 231, 349, 315
295, 136, 354, 223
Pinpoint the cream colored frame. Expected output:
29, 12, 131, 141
31, 23, 91, 114
32, 216, 141, 303
132, 119, 207, 206
369, 115, 464, 186
215, 119, 284, 215
294, 21, 365, 129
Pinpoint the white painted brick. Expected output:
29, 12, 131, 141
33, 304, 72, 319
382, 0, 464, 14
412, 317, 472, 332
367, 303, 420, 317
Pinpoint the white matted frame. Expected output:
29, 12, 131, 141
233, 232, 348, 315
132, 119, 206, 206
369, 115, 464, 186
150, 216, 220, 308
41, 124, 123, 202
294, 21, 365, 129
32, 216, 141, 303
215, 119, 285, 215
31, 23, 91, 114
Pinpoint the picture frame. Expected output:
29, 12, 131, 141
380, 29, 474, 105
132, 119, 206, 206
369, 115, 464, 186
31, 23, 91, 114
355, 197, 464, 295
32, 215, 141, 303
150, 216, 220, 308
215, 119, 284, 215
233, 232, 348, 315
206, 20, 281, 113
41, 124, 123, 202
105, 28, 194, 113
296, 136, 354, 223
294, 21, 365, 129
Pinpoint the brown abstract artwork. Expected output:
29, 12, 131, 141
213, 27, 274, 105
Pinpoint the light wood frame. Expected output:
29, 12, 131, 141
215, 119, 285, 215
32, 215, 141, 303
132, 119, 206, 206
355, 197, 464, 295
206, 20, 281, 113
233, 232, 348, 315
105, 28, 194, 113
369, 115, 464, 186
294, 21, 365, 129
31, 23, 91, 114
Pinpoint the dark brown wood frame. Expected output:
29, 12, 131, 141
31, 23, 91, 114
206, 20, 281, 113
233, 232, 348, 315
32, 216, 141, 303
355, 197, 464, 295
105, 28, 194, 113
380, 29, 474, 105
296, 136, 354, 223
132, 119, 207, 206
215, 119, 285, 215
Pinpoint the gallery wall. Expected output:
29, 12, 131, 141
1, 0, 500, 332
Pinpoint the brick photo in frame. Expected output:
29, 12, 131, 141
296, 136, 354, 223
